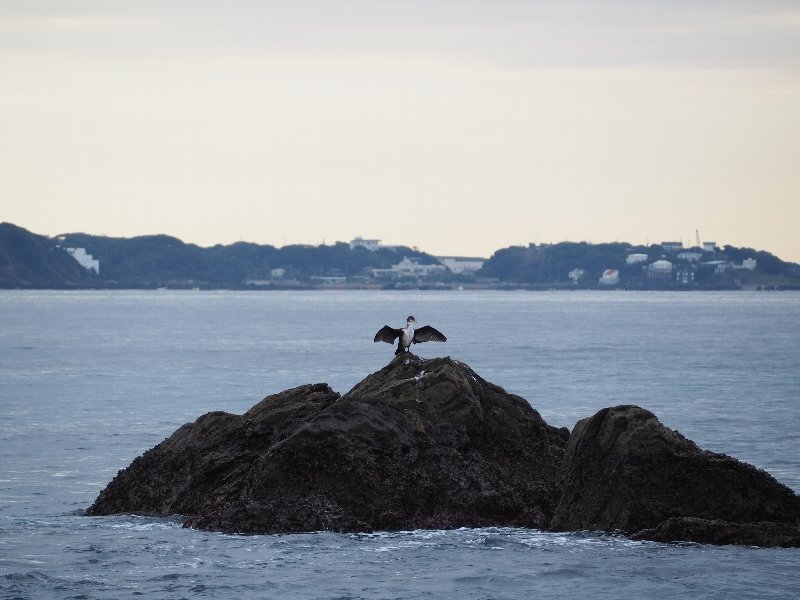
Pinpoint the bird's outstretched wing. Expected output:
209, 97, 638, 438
374, 325, 401, 344
413, 325, 447, 344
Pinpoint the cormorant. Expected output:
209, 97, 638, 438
374, 316, 447, 355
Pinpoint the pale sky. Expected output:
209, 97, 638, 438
2, 1, 799, 260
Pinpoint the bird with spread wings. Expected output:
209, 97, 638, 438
374, 315, 447, 355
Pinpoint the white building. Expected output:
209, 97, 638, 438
735, 258, 757, 271
66, 248, 99, 274
675, 266, 695, 284
648, 259, 673, 280
677, 250, 703, 262
660, 241, 683, 252
702, 242, 717, 253
626, 253, 648, 265
568, 268, 585, 284
372, 257, 446, 279
271, 268, 286, 279
598, 268, 620, 286
702, 260, 729, 273
438, 257, 485, 274
349, 237, 381, 251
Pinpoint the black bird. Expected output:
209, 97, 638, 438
374, 316, 447, 355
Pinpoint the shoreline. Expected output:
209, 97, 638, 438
2, 284, 799, 292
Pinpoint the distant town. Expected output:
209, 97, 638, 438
1, 222, 799, 290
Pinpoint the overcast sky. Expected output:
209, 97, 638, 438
2, 1, 799, 260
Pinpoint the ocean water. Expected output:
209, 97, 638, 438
1, 289, 799, 599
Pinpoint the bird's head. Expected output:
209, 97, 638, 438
406, 315, 416, 324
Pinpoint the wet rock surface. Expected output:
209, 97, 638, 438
87, 360, 800, 546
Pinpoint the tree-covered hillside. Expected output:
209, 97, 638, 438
0, 223, 97, 288
2, 222, 798, 290
54, 232, 440, 288
477, 242, 800, 289
478, 242, 637, 284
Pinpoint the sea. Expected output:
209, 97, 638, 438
1, 289, 799, 599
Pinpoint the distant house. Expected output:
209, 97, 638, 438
349, 237, 381, 251
702, 242, 717, 253
438, 257, 485, 274
626, 253, 648, 265
598, 268, 620, 286
675, 266, 696, 284
271, 268, 286, 279
701, 260, 729, 274
568, 268, 585, 284
734, 258, 757, 271
660, 241, 683, 252
648, 259, 673, 280
66, 247, 99, 274
372, 257, 446, 279
677, 250, 703, 262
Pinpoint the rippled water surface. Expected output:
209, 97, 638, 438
2, 290, 799, 599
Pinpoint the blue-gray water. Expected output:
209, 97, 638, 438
1, 290, 799, 599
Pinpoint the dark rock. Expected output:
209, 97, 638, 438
550, 405, 800, 546
87, 364, 800, 546
631, 517, 800, 547
87, 354, 569, 533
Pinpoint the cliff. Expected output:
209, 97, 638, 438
87, 356, 800, 546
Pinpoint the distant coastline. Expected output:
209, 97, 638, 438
2, 222, 799, 291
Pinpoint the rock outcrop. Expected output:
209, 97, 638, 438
550, 406, 800, 546
87, 359, 800, 546
630, 517, 800, 548
87, 354, 569, 533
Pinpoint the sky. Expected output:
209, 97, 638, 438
1, 1, 799, 260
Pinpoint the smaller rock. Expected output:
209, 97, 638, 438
550, 405, 800, 547
631, 517, 800, 548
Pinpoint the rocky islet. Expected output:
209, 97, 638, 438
87, 354, 800, 547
